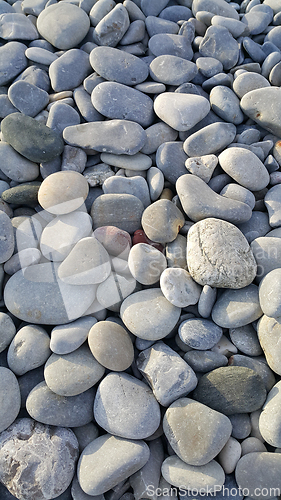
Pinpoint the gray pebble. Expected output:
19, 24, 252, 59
198, 285, 217, 318
179, 318, 223, 350
183, 122, 237, 156
15, 65, 50, 92
219, 147, 269, 190
259, 268, 281, 318
91, 194, 144, 233
210, 85, 244, 124
192, 0, 240, 20
251, 236, 281, 282
49, 49, 91, 92
241, 87, 281, 137
119, 19, 146, 45
212, 285, 262, 328
0, 41, 27, 86
25, 46, 58, 66
0, 211, 14, 264
233, 71, 270, 99
261, 51, 281, 79
141, 122, 178, 155
150, 55, 198, 85
229, 354, 275, 392
50, 316, 97, 355
18, 365, 45, 408
134, 81, 166, 94
0, 367, 20, 432
145, 15, 179, 37
46, 102, 80, 136
73, 86, 103, 122
156, 141, 187, 184
7, 324, 51, 376
149, 33, 193, 60
93, 4, 130, 47
229, 324, 263, 356
61, 145, 87, 173
154, 92, 210, 132
220, 184, 256, 210
0, 142, 39, 182
0, 94, 18, 119
159, 5, 192, 22
264, 184, 281, 227
0, 313, 16, 353
211, 15, 248, 37
237, 211, 271, 243
229, 413, 252, 440
0, 12, 39, 40
83, 72, 105, 94
89, 0, 116, 27
184, 350, 228, 372
89, 46, 148, 85
141, 199, 185, 243
265, 25, 281, 49
8, 80, 49, 118
236, 452, 281, 499
199, 26, 239, 69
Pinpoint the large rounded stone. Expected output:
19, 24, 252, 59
161, 456, 225, 491
120, 288, 181, 340
77, 434, 149, 496
187, 218, 257, 288
259, 269, 281, 318
50, 316, 97, 355
38, 171, 89, 215
128, 243, 167, 285
94, 372, 161, 439
218, 148, 270, 191
88, 321, 134, 371
240, 87, 281, 137
193, 366, 267, 415
7, 324, 51, 376
257, 315, 281, 375
154, 92, 210, 132
235, 452, 281, 500
0, 367, 21, 433
37, 3, 90, 49
211, 285, 263, 328
1, 113, 64, 163
0, 418, 79, 500
163, 398, 232, 466
259, 380, 281, 447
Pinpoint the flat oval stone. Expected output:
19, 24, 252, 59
163, 398, 232, 466
4, 263, 96, 325
0, 41, 27, 86
220, 184, 256, 210
44, 345, 105, 397
26, 382, 95, 427
25, 47, 58, 66
229, 355, 275, 393
154, 92, 210, 132
141, 199, 185, 244
235, 452, 281, 499
0, 142, 39, 182
50, 316, 97, 355
192, 0, 239, 20
219, 147, 269, 191
198, 284, 217, 318
38, 171, 89, 215
179, 318, 223, 350
7, 324, 51, 376
93, 4, 130, 47
162, 456, 225, 491
91, 194, 144, 234
88, 320, 134, 371
63, 120, 146, 155
193, 366, 267, 415
150, 55, 198, 85
90, 46, 148, 85
120, 288, 181, 340
0, 211, 14, 264
94, 372, 161, 439
128, 243, 167, 285
40, 211, 93, 262
101, 152, 152, 171
1, 113, 64, 163
77, 434, 149, 496
49, 49, 91, 93
0, 312, 16, 353
259, 268, 281, 318
257, 315, 281, 375
2, 182, 40, 207
184, 350, 228, 372
240, 87, 281, 137
149, 33, 193, 60
37, 3, 90, 50
160, 268, 201, 307
0, 367, 20, 433
229, 325, 263, 356
233, 72, 270, 99
0, 419, 79, 500
212, 284, 262, 328
186, 218, 257, 288
156, 141, 188, 184
58, 237, 111, 285
183, 122, 237, 156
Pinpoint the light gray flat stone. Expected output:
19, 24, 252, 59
162, 455, 225, 491
218, 147, 270, 191
0, 367, 20, 433
7, 324, 51, 376
50, 316, 97, 355
212, 285, 263, 328
154, 92, 210, 132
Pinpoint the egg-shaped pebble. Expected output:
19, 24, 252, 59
141, 199, 185, 244
128, 243, 167, 285
179, 318, 223, 350
218, 147, 270, 191
7, 324, 51, 376
154, 92, 210, 131
38, 171, 89, 215
160, 268, 201, 308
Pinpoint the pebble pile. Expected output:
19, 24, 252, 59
1, 0, 281, 499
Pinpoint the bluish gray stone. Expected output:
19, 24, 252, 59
154, 92, 210, 132
202, 72, 233, 92
269, 60, 281, 85
141, 122, 178, 155
7, 324, 51, 376
91, 82, 154, 128
134, 81, 166, 94
159, 5, 192, 22
93, 4, 130, 47
179, 318, 223, 350
233, 71, 270, 99
242, 10, 272, 35
149, 55, 198, 85
89, 46, 149, 85
211, 15, 248, 38
237, 211, 271, 243
264, 184, 281, 227
145, 15, 179, 37
210, 85, 244, 124
49, 49, 91, 92
0, 41, 27, 86
83, 72, 105, 94
0, 94, 18, 119
243, 37, 266, 63
0, 13, 39, 40
46, 102, 80, 136
192, 0, 239, 20
212, 285, 262, 328
0, 0, 14, 14
183, 122, 237, 156
156, 141, 188, 184
89, 0, 116, 27
218, 147, 270, 190
0, 142, 39, 182
8, 80, 49, 118
229, 325, 263, 357
265, 25, 281, 50
25, 47, 58, 66
103, 176, 151, 208
198, 285, 217, 318
0, 212, 14, 264
148, 33, 193, 60
199, 26, 239, 70
196, 56, 223, 77
0, 367, 20, 433
14, 65, 50, 92
119, 19, 146, 45
91, 194, 144, 233
184, 350, 228, 373
50, 316, 97, 355
220, 184, 256, 210
0, 313, 16, 354
141, 0, 169, 17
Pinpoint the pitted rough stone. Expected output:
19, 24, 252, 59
186, 218, 257, 288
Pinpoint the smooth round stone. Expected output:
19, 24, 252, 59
218, 436, 241, 474
0, 41, 27, 86
40, 211, 92, 262
210, 86, 244, 125
0, 211, 14, 264
0, 142, 39, 182
91, 194, 144, 234
8, 80, 49, 118
259, 268, 281, 318
89, 46, 148, 86
26, 381, 95, 427
251, 236, 281, 282
103, 175, 151, 208
193, 366, 267, 415
186, 218, 257, 288
0, 13, 38, 40
269, 61, 281, 86
162, 456, 225, 492
241, 87, 281, 137
148, 33, 193, 60
78, 434, 149, 496
0, 419, 78, 500
93, 226, 131, 258
243, 10, 272, 35
2, 183, 40, 207
233, 72, 270, 99
0, 313, 16, 354
50, 316, 97, 355
96, 272, 136, 311
264, 184, 281, 227
163, 398, 232, 466
141, 0, 169, 17
241, 437, 267, 456
212, 285, 262, 328
179, 318, 222, 350
259, 380, 281, 447
120, 288, 181, 340
89, 0, 118, 26
145, 15, 179, 37
185, 154, 218, 183
147, 167, 165, 201
150, 55, 197, 86
265, 25, 281, 49
94, 372, 161, 439
88, 320, 134, 371
229, 414, 251, 440
93, 4, 130, 47
58, 237, 111, 285
73, 85, 103, 123
141, 199, 185, 244
262, 52, 281, 81
220, 184, 256, 210
229, 325, 262, 356
91, 82, 154, 128
258, 315, 281, 376
64, 120, 146, 155
211, 14, 247, 36
7, 324, 51, 376
154, 92, 210, 132
4, 263, 96, 325
199, 26, 239, 70
192, 0, 239, 19
183, 122, 237, 156
128, 243, 167, 285
0, 367, 20, 433
218, 147, 270, 191
160, 268, 201, 307
235, 452, 281, 500
119, 18, 145, 45
156, 141, 188, 184
1, 113, 64, 163
38, 171, 89, 215
44, 345, 105, 397
15, 65, 50, 92
159, 5, 192, 21
184, 350, 228, 372
49, 49, 91, 93
137, 341, 197, 406
46, 102, 81, 136
37, 3, 90, 49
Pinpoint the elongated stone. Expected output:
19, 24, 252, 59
183, 122, 236, 156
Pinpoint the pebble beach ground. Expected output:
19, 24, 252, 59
1, 0, 281, 498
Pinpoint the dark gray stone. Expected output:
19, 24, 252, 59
141, 0, 169, 17
156, 141, 187, 183
0, 41, 27, 86
18, 365, 45, 407
8, 80, 49, 117
89, 46, 148, 85
0, 142, 39, 182
91, 194, 144, 233
237, 211, 271, 243
184, 350, 228, 372
193, 366, 267, 415
243, 37, 266, 63
229, 354, 275, 392
159, 5, 192, 22
2, 183, 40, 207
49, 49, 91, 92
